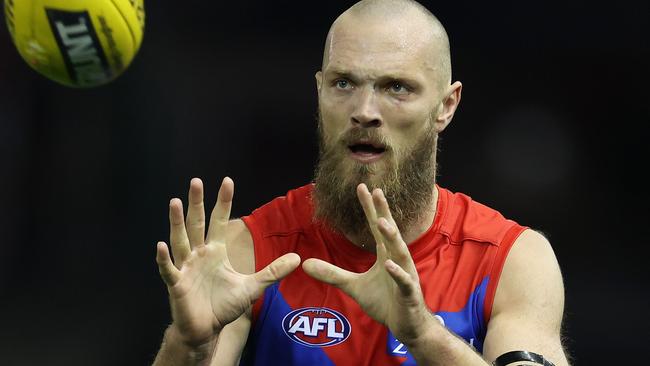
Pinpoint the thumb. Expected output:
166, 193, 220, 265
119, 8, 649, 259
156, 242, 181, 287
252, 253, 301, 287
384, 259, 417, 297
302, 258, 356, 292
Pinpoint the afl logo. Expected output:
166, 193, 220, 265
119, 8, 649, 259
282, 307, 351, 347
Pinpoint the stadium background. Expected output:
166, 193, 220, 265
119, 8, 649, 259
0, 1, 648, 364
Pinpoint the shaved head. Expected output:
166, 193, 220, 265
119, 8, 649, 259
322, 0, 451, 87
313, 0, 463, 247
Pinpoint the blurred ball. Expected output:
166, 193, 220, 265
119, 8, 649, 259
4, 0, 145, 88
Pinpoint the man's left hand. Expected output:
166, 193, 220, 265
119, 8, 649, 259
303, 183, 436, 348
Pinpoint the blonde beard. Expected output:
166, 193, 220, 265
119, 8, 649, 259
312, 116, 438, 247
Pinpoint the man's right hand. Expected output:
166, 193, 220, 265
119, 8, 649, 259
155, 177, 301, 348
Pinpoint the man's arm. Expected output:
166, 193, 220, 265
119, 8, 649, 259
304, 185, 569, 366
153, 219, 255, 366
154, 311, 252, 366
405, 229, 570, 366
153, 178, 299, 366
303, 185, 490, 365
482, 229, 570, 365
209, 219, 256, 365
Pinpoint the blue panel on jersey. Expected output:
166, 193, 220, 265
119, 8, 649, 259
240, 283, 336, 366
386, 335, 417, 365
437, 275, 488, 352
385, 276, 489, 360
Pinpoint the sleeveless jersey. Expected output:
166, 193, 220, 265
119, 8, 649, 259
240, 184, 526, 366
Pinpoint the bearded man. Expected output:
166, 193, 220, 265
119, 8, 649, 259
152, 1, 570, 365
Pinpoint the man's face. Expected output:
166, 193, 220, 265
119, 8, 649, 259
316, 20, 444, 182
312, 17, 447, 243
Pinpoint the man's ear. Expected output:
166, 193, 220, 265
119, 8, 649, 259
315, 71, 323, 97
435, 81, 462, 132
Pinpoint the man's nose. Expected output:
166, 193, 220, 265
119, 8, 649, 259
351, 87, 382, 128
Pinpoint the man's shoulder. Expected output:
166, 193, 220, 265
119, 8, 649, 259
437, 186, 526, 247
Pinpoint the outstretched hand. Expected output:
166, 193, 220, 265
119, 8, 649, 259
302, 184, 433, 346
156, 177, 300, 347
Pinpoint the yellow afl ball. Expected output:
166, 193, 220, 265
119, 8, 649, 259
4, 0, 145, 87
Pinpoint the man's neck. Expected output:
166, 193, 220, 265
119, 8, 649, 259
345, 185, 439, 251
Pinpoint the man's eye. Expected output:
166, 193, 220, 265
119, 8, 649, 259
389, 82, 409, 94
335, 79, 351, 89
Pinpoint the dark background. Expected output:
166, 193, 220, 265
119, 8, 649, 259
1, 1, 648, 365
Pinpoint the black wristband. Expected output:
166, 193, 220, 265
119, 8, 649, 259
493, 350, 556, 366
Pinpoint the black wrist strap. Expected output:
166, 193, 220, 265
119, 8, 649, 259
493, 351, 556, 366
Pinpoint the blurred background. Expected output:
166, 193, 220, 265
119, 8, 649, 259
0, 0, 648, 364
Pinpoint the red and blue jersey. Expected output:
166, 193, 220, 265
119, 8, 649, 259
240, 184, 526, 365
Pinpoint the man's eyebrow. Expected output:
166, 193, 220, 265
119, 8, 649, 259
325, 69, 422, 89
375, 74, 422, 86
324, 69, 358, 80
324, 69, 421, 85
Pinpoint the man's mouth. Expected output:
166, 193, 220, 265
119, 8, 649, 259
347, 140, 387, 163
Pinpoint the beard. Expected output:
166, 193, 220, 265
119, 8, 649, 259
312, 113, 439, 247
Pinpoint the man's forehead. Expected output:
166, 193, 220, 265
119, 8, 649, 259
320, 4, 451, 85
324, 52, 430, 79
324, 23, 437, 75
330, 25, 426, 53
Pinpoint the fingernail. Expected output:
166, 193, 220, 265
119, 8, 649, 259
386, 259, 397, 270
379, 217, 389, 228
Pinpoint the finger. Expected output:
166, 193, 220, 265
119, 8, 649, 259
186, 178, 206, 248
206, 177, 234, 244
376, 241, 388, 260
372, 188, 407, 257
302, 258, 357, 292
371, 189, 418, 275
384, 259, 417, 297
156, 242, 181, 286
372, 188, 397, 227
356, 184, 378, 228
251, 253, 301, 290
378, 217, 417, 274
169, 198, 191, 268
356, 184, 383, 250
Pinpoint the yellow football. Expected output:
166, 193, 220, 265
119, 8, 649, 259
4, 0, 145, 87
